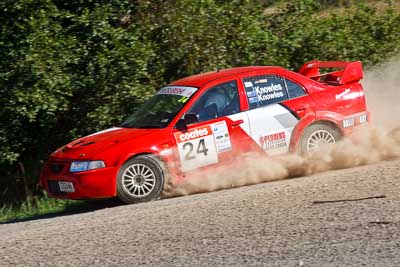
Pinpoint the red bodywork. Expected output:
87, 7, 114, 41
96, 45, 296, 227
40, 61, 369, 199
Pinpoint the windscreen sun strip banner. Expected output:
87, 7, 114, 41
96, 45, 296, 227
157, 86, 198, 97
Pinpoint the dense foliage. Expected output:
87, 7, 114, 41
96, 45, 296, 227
1, 0, 399, 203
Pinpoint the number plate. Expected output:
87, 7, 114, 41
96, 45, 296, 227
59, 181, 75, 193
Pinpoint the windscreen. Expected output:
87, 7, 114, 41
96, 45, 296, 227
121, 86, 198, 128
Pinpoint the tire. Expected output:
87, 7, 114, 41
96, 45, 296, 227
116, 155, 164, 204
299, 123, 341, 155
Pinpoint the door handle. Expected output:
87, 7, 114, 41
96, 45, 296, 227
231, 119, 244, 127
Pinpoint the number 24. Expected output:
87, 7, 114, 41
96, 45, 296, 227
183, 139, 209, 160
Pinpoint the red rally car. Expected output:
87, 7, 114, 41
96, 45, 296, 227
40, 60, 369, 204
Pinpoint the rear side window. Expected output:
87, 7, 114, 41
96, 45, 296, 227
285, 78, 306, 99
243, 75, 288, 109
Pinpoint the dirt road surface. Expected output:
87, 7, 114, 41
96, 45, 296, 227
1, 159, 400, 266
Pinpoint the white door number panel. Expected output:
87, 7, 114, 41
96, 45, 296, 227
175, 122, 231, 172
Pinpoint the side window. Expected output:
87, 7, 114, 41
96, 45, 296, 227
243, 75, 288, 109
187, 81, 240, 123
285, 78, 306, 99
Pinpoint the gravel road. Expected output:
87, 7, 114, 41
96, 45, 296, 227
1, 159, 400, 266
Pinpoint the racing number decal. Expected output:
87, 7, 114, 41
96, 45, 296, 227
174, 125, 218, 172
196, 139, 209, 156
183, 142, 195, 160
183, 139, 209, 160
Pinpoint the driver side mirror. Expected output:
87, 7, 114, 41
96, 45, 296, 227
183, 113, 198, 124
175, 113, 199, 131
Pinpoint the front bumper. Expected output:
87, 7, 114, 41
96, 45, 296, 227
40, 160, 118, 199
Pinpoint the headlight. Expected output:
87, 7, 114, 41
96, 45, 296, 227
70, 160, 105, 172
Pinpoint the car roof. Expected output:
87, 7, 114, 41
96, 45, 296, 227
169, 66, 284, 88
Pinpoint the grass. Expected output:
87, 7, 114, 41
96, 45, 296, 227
0, 192, 122, 223
0, 193, 85, 223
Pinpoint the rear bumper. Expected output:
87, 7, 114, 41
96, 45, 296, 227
341, 111, 370, 136
40, 163, 118, 199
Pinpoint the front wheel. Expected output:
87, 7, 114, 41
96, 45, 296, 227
116, 155, 164, 204
299, 123, 341, 155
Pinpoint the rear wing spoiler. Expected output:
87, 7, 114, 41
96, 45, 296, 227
298, 60, 363, 85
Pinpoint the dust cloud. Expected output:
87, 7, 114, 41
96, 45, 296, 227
363, 58, 400, 129
164, 59, 400, 196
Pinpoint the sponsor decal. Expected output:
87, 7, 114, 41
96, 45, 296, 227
244, 81, 253, 87
211, 121, 232, 153
259, 132, 287, 151
254, 78, 268, 84
175, 126, 211, 143
246, 91, 257, 97
157, 86, 198, 97
178, 96, 190, 103
249, 96, 259, 104
335, 88, 351, 100
254, 83, 284, 102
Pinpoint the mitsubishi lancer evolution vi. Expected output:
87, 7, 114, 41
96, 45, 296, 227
40, 60, 370, 204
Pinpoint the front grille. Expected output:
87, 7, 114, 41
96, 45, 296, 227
48, 163, 65, 174
48, 181, 66, 195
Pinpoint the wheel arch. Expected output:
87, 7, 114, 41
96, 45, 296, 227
290, 119, 343, 153
115, 152, 169, 203
307, 120, 343, 137
296, 119, 343, 155
125, 152, 163, 163
118, 151, 169, 177
115, 152, 170, 194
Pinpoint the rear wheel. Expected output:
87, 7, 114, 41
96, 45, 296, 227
116, 155, 164, 204
299, 123, 341, 155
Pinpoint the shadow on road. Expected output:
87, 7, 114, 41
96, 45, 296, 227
0, 199, 123, 225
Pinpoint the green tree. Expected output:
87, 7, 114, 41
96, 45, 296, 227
266, 1, 400, 69
136, 0, 279, 80
0, 0, 155, 202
